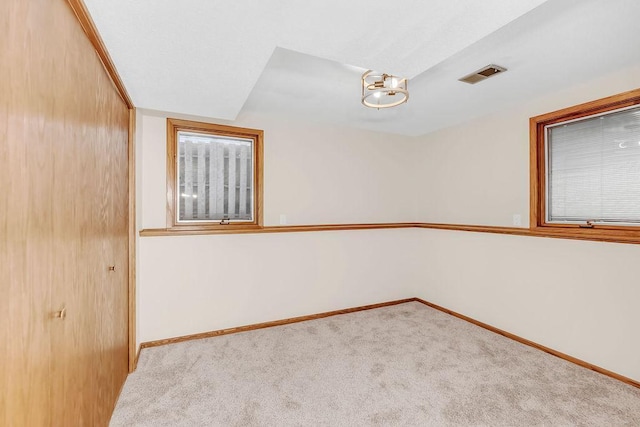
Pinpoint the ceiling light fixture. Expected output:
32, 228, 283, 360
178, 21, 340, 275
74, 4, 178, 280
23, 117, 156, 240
361, 70, 408, 109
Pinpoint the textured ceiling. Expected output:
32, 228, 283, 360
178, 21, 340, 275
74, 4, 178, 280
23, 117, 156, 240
84, 0, 640, 136
83, 0, 547, 121
242, 0, 640, 136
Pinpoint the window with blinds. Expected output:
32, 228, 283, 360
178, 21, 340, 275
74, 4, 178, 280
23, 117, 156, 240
545, 105, 640, 225
178, 132, 253, 222
166, 119, 263, 229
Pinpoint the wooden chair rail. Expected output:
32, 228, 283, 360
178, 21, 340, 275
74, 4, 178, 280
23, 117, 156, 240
139, 222, 640, 244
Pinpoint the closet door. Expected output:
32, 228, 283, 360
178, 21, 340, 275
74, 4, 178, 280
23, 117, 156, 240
51, 94, 129, 426
1, 0, 130, 425
59, 94, 129, 426
0, 93, 57, 425
1, 1, 59, 424
94, 107, 130, 425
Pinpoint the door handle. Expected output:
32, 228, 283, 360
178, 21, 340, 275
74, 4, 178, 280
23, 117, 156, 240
108, 265, 116, 271
54, 307, 67, 320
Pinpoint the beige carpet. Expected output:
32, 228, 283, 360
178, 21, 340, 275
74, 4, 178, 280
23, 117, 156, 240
111, 302, 640, 426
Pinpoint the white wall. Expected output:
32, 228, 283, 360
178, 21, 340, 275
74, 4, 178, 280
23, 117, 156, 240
139, 109, 419, 229
412, 64, 640, 226
139, 229, 421, 343
416, 229, 640, 381
411, 63, 640, 381
135, 64, 640, 383
135, 110, 421, 347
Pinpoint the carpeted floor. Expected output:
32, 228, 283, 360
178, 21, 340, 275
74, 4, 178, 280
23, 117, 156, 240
111, 302, 640, 426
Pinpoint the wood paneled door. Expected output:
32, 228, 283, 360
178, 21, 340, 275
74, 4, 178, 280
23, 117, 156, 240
1, 0, 130, 425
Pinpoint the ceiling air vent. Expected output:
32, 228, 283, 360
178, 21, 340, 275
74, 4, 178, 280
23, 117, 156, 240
458, 64, 507, 84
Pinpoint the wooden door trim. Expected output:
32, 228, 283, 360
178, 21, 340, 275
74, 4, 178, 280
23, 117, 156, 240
127, 109, 137, 372
66, 0, 133, 109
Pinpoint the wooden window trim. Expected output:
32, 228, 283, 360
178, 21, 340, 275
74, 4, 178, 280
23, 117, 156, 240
166, 118, 264, 230
529, 88, 640, 240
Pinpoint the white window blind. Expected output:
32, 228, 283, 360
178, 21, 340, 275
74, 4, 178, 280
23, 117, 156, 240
177, 131, 253, 222
546, 105, 640, 224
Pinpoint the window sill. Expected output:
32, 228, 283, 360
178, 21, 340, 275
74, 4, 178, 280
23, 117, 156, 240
528, 225, 640, 244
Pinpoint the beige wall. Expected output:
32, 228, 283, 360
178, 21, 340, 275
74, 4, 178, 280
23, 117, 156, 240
138, 109, 419, 229
135, 64, 640, 383
411, 63, 640, 381
139, 229, 422, 343
135, 110, 420, 347
416, 229, 640, 381
412, 64, 640, 226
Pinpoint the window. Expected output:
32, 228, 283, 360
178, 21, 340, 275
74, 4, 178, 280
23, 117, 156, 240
530, 88, 640, 235
166, 119, 263, 229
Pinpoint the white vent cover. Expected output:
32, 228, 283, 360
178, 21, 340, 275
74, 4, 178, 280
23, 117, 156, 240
459, 64, 507, 84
